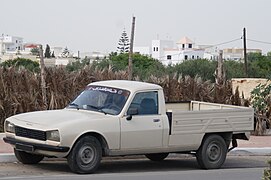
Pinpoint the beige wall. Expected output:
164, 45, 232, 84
0, 54, 39, 62
231, 78, 270, 99
0, 55, 76, 67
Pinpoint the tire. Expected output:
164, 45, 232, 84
145, 153, 169, 161
196, 135, 227, 169
14, 149, 44, 164
67, 136, 102, 174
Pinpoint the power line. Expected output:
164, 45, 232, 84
204, 38, 241, 49
247, 38, 271, 45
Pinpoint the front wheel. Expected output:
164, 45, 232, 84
67, 136, 102, 174
196, 135, 227, 169
14, 149, 44, 164
145, 153, 169, 161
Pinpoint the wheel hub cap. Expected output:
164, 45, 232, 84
208, 143, 221, 161
79, 146, 94, 164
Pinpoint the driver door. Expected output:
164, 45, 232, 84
120, 91, 163, 149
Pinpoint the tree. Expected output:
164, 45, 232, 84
51, 51, 55, 58
93, 53, 165, 80
247, 52, 262, 62
246, 52, 271, 78
66, 57, 91, 72
61, 47, 70, 57
171, 59, 217, 81
251, 83, 271, 135
117, 29, 130, 53
30, 48, 40, 56
0, 58, 40, 72
44, 44, 51, 58
224, 60, 244, 79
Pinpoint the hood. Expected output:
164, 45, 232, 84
8, 109, 110, 130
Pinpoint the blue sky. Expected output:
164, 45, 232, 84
1, 0, 271, 53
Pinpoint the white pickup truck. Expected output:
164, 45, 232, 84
3, 80, 254, 174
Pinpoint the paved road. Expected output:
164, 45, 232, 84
0, 168, 265, 180
0, 155, 269, 180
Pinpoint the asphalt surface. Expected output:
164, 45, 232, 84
0, 168, 266, 180
0, 156, 269, 179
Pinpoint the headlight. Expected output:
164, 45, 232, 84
46, 130, 60, 142
5, 121, 15, 133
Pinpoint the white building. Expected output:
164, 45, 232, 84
0, 34, 23, 54
151, 39, 174, 61
199, 45, 220, 60
134, 46, 150, 56
23, 43, 39, 54
51, 47, 63, 57
150, 37, 206, 65
80, 51, 107, 59
134, 36, 265, 65
223, 48, 262, 60
134, 37, 217, 66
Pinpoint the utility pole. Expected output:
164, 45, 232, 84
216, 50, 224, 85
0, 34, 4, 55
128, 16, 136, 80
39, 45, 47, 109
243, 28, 248, 77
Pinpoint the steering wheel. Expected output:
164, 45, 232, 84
107, 104, 121, 112
102, 103, 121, 113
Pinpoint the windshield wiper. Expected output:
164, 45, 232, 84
68, 103, 79, 110
85, 105, 107, 115
85, 104, 99, 110
98, 109, 107, 115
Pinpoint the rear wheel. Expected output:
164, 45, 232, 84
145, 153, 169, 161
14, 149, 44, 164
196, 135, 227, 169
67, 136, 102, 174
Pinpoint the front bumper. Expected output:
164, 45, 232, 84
3, 137, 70, 153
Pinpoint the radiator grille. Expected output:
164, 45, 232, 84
15, 126, 46, 141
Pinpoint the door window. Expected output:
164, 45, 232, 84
128, 91, 158, 115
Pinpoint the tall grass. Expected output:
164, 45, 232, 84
0, 66, 241, 132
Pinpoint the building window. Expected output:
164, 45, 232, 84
197, 56, 199, 59
192, 55, 194, 59
153, 47, 158, 51
16, 40, 18, 43
184, 55, 188, 60
188, 44, 192, 48
167, 55, 172, 60
182, 44, 185, 49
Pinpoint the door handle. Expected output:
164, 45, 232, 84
153, 119, 160, 122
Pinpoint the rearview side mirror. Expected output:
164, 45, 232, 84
126, 107, 138, 121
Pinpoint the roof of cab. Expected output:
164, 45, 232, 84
89, 80, 162, 92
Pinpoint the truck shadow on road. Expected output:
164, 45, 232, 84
32, 156, 267, 174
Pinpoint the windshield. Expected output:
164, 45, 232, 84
67, 85, 130, 115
